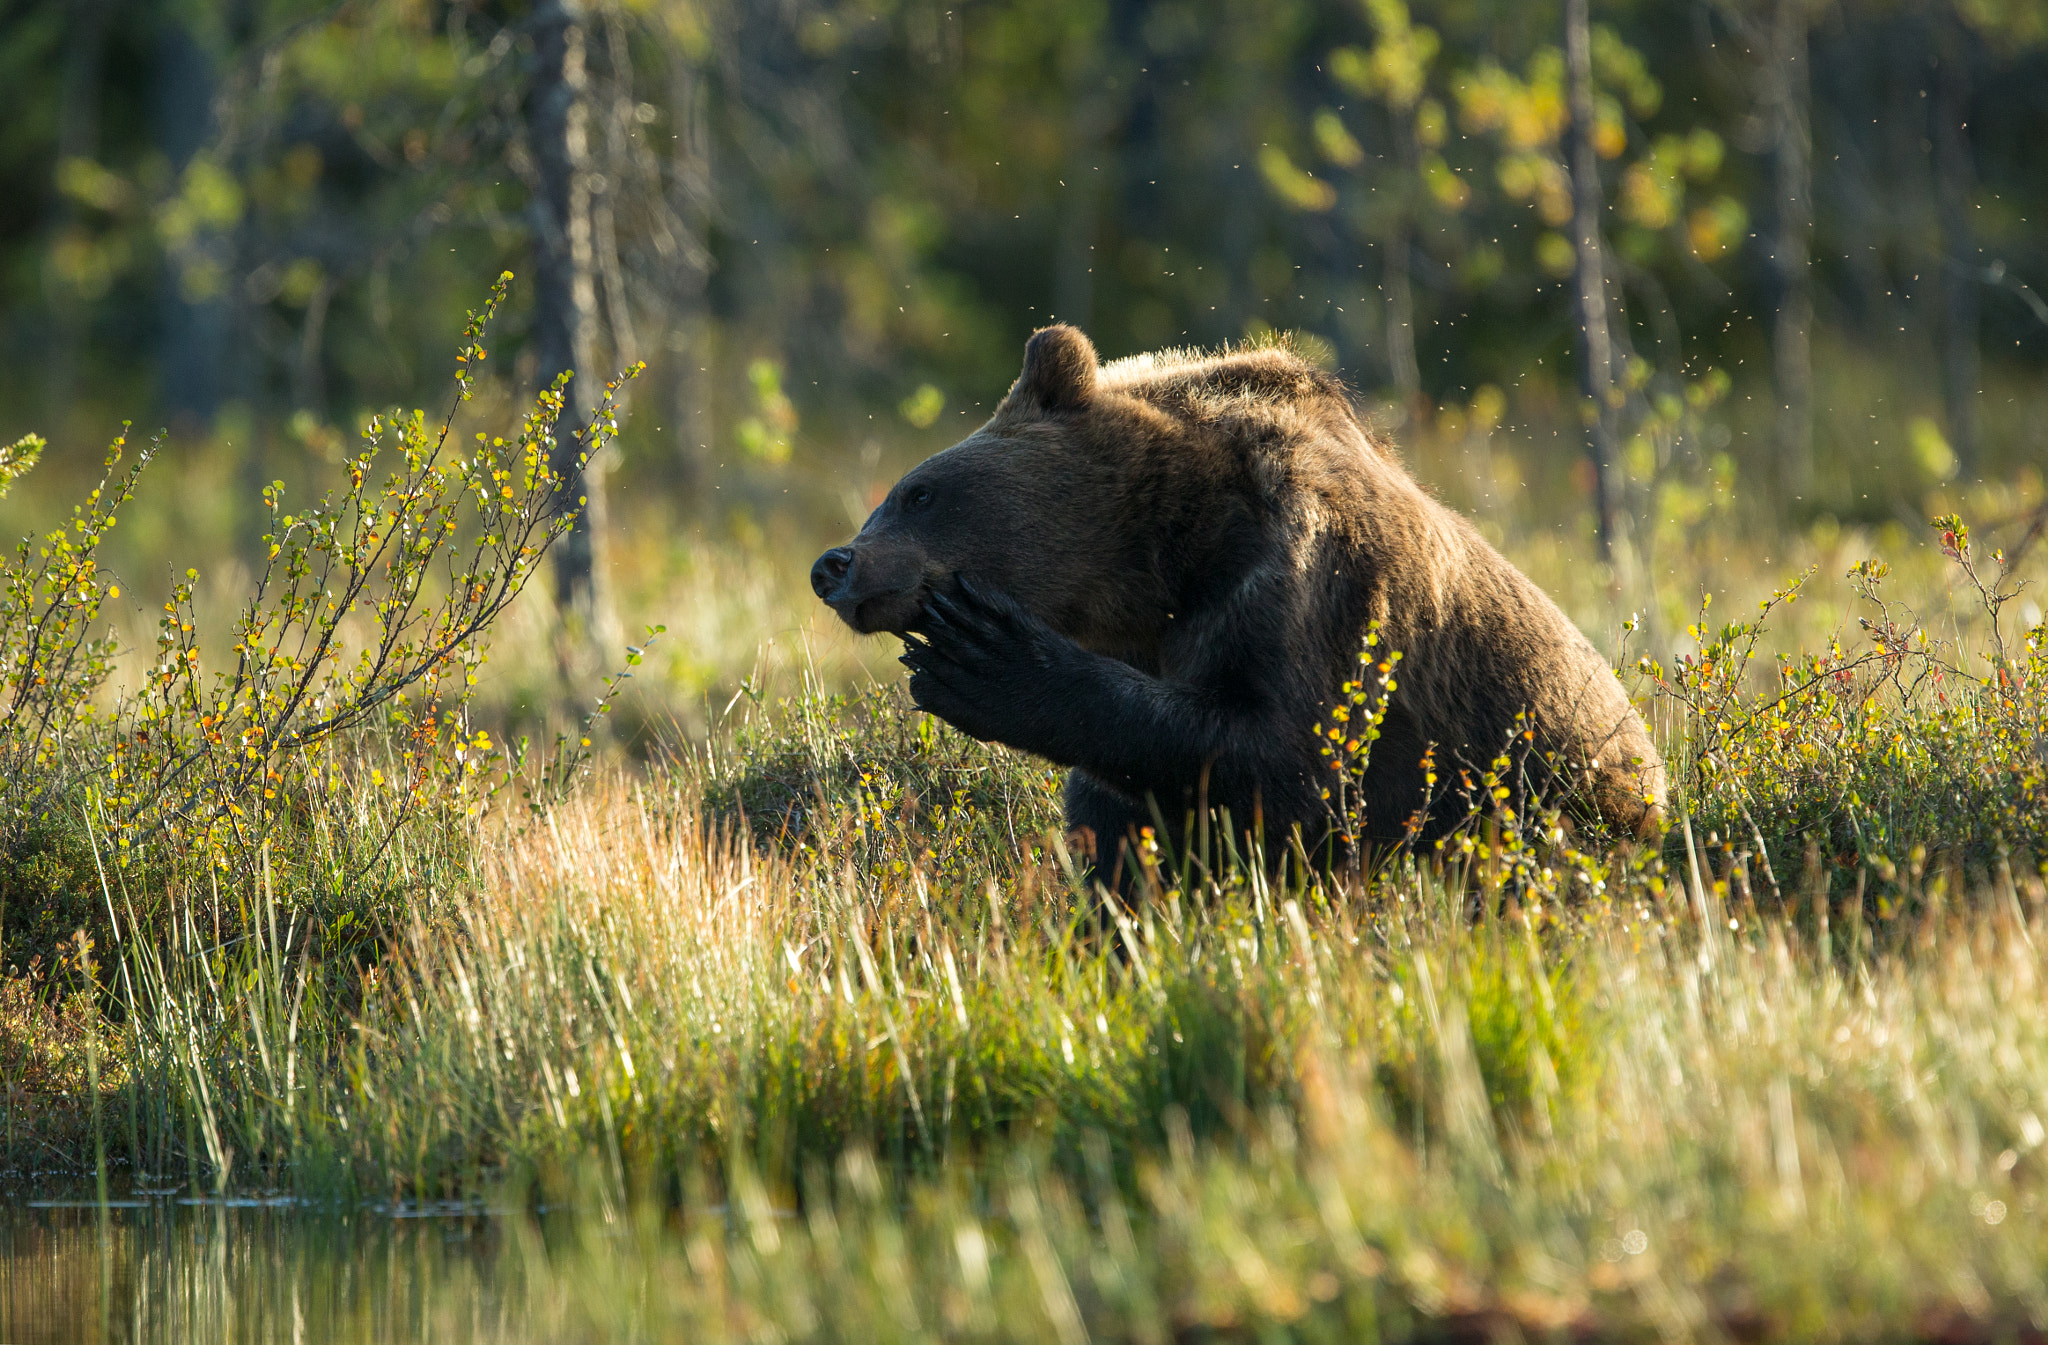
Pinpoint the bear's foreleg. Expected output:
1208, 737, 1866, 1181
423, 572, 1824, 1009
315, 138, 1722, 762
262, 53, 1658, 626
896, 579, 1091, 749
1062, 771, 1150, 893
899, 580, 1296, 829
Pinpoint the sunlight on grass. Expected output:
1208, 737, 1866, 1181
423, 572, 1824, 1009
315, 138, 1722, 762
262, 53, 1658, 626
4, 353, 2048, 1339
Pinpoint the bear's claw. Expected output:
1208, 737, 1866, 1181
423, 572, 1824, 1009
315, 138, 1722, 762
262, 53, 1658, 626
901, 580, 1068, 746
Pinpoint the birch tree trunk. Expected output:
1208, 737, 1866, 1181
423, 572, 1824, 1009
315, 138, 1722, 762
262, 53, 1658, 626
1765, 0, 1815, 495
1933, 24, 1980, 475
530, 0, 609, 640
1384, 112, 1423, 409
1564, 0, 1618, 562
664, 47, 715, 497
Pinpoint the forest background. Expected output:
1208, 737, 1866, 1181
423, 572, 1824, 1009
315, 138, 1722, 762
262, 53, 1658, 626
2, 0, 2046, 724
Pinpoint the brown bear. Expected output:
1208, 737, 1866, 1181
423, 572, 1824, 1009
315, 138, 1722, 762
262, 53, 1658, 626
810, 324, 1665, 883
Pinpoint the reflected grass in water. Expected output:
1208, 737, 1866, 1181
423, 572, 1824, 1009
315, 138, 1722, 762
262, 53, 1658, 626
0, 1182, 510, 1345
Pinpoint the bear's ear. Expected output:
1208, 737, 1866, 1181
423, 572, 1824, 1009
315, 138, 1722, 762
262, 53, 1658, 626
1002, 324, 1098, 414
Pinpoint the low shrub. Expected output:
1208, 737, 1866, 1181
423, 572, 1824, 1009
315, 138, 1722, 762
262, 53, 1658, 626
1645, 518, 2048, 910
0, 274, 640, 982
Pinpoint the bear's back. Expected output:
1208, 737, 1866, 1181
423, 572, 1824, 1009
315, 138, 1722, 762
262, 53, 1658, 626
1098, 344, 1387, 454
1098, 340, 1663, 836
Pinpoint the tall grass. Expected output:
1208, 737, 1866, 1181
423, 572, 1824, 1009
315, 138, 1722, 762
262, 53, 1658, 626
27, 741, 2048, 1339
6, 333, 2048, 1335
33, 624, 2040, 1337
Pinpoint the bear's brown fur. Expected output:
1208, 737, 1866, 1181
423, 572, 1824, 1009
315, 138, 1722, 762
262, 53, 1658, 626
811, 324, 1665, 880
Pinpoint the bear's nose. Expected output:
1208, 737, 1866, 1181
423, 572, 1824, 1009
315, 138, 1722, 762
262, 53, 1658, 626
810, 546, 854, 600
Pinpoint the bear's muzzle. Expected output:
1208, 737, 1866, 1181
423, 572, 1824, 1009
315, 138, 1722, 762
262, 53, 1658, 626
810, 542, 932, 634
810, 546, 854, 602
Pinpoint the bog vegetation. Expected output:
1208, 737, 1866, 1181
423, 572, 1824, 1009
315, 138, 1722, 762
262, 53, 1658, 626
3, 0, 2048, 1336
4, 315, 2048, 1342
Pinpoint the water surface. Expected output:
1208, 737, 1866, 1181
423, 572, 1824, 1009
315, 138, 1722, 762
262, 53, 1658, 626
1, 1179, 517, 1344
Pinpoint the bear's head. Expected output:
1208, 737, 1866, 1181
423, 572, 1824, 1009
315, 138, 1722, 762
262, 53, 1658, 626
811, 324, 1141, 639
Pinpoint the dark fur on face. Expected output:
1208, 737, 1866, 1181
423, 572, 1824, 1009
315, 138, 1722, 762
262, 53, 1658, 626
811, 324, 1666, 883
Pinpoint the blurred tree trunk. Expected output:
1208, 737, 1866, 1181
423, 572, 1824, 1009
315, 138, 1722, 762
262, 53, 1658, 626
593, 9, 642, 385
1052, 27, 1116, 335
1053, 103, 1106, 332
662, 41, 715, 498
1383, 225, 1421, 406
530, 0, 610, 648
1109, 0, 1166, 313
44, 0, 115, 422
1764, 0, 1815, 495
292, 275, 337, 413
1933, 22, 1980, 474
155, 13, 228, 431
1563, 0, 1618, 563
1384, 105, 1423, 413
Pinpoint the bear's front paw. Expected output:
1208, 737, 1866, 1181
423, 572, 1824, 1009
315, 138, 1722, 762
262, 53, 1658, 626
898, 579, 1062, 746
899, 632, 996, 740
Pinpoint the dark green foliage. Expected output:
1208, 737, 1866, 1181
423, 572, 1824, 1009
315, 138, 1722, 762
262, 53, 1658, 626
0, 805, 109, 980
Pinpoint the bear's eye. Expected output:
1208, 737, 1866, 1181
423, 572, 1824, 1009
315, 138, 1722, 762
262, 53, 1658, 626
905, 486, 933, 510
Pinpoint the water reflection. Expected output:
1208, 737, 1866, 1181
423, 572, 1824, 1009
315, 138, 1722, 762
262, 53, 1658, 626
0, 1180, 510, 1344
